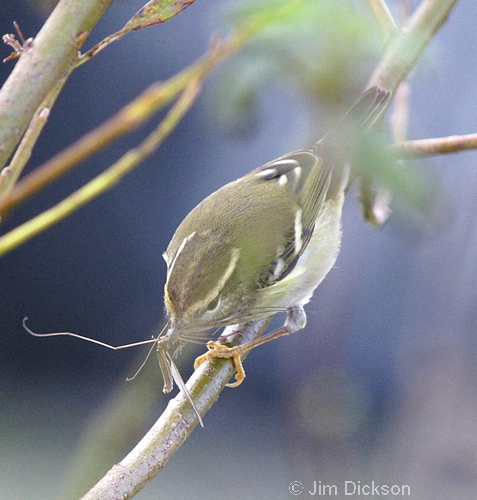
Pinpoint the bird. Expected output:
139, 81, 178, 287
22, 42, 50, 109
158, 86, 390, 421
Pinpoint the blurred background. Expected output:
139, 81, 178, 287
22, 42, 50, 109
1, 0, 477, 499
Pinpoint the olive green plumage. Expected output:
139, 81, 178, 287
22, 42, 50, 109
164, 147, 332, 334
159, 87, 390, 404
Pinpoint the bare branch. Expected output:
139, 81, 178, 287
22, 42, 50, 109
368, 0, 460, 91
0, 0, 113, 169
391, 133, 477, 158
365, 0, 399, 44
0, 107, 49, 201
76, 0, 196, 67
0, 78, 202, 257
0, 32, 255, 218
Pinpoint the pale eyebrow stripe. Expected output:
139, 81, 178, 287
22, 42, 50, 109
167, 231, 196, 276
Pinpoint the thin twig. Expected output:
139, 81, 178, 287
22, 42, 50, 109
0, 78, 202, 257
391, 133, 477, 158
390, 81, 410, 143
0, 0, 113, 170
365, 0, 399, 44
0, 70, 72, 206
2, 21, 34, 63
0, 31, 250, 218
76, 0, 196, 68
368, 0, 460, 91
0, 108, 50, 198
0, 108, 49, 200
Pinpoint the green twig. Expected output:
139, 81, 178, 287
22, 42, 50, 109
76, 0, 196, 68
0, 77, 202, 257
368, 0, 460, 91
0, 0, 113, 169
0, 33, 247, 218
391, 132, 477, 157
0, 70, 68, 201
0, 107, 49, 200
366, 0, 399, 44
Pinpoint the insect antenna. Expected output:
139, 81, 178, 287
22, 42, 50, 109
125, 338, 159, 381
23, 317, 158, 350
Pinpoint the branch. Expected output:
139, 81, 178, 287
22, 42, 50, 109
366, 0, 399, 44
390, 81, 411, 144
391, 133, 477, 158
76, 0, 196, 67
361, 0, 459, 226
81, 320, 270, 500
0, 0, 113, 169
0, 77, 202, 257
0, 107, 49, 199
368, 0, 460, 91
0, 32, 249, 218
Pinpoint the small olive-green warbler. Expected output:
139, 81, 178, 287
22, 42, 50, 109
158, 87, 390, 422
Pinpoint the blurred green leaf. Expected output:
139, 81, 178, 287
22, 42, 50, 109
123, 0, 195, 32
351, 129, 439, 227
212, 0, 383, 133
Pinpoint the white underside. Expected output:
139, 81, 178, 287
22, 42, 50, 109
254, 192, 345, 313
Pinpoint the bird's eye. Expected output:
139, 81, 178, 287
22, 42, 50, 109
206, 296, 220, 311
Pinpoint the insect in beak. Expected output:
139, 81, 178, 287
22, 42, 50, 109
156, 329, 204, 427
23, 317, 204, 427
